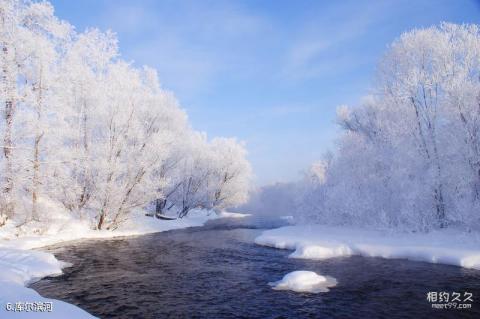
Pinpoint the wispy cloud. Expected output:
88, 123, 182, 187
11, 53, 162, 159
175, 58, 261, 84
281, 1, 390, 80
97, 0, 270, 97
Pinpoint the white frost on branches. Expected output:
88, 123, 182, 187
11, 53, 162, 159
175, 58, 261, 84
249, 23, 480, 232
0, 0, 252, 231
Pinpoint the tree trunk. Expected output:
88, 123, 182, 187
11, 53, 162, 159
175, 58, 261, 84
31, 68, 44, 222
2, 43, 16, 221
154, 198, 166, 217
179, 206, 189, 218
432, 137, 446, 227
3, 100, 14, 214
31, 132, 43, 221
97, 210, 106, 230
410, 96, 446, 228
75, 98, 90, 214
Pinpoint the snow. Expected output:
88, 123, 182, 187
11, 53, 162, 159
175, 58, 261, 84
0, 209, 215, 250
216, 211, 251, 219
269, 271, 337, 293
0, 249, 95, 318
0, 209, 222, 318
280, 215, 294, 222
0, 249, 68, 286
255, 225, 480, 270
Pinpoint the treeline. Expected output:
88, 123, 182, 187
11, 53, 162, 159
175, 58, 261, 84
250, 23, 480, 232
0, 0, 252, 230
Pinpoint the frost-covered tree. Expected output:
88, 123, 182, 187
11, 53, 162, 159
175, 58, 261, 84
277, 23, 480, 232
17, 2, 69, 222
159, 134, 252, 218
0, 0, 69, 224
0, 0, 252, 232
91, 64, 185, 230
206, 137, 252, 212
0, 0, 22, 223
52, 28, 118, 217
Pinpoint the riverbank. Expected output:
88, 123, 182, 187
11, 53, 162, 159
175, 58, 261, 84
0, 210, 228, 318
255, 225, 480, 270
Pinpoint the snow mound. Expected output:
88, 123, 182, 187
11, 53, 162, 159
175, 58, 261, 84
217, 211, 251, 219
0, 249, 67, 286
290, 243, 353, 259
269, 271, 337, 293
255, 225, 480, 270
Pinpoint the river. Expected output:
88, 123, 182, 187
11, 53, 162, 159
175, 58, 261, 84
30, 217, 480, 318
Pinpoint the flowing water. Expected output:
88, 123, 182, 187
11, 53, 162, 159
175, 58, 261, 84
31, 217, 480, 318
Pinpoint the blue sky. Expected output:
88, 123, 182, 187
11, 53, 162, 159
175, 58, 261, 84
50, 0, 480, 185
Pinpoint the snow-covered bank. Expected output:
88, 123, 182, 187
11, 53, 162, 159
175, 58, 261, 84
0, 210, 234, 318
269, 271, 337, 293
0, 249, 95, 318
255, 225, 480, 270
0, 210, 217, 250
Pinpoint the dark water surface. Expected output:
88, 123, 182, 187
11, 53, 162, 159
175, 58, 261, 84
31, 217, 480, 319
